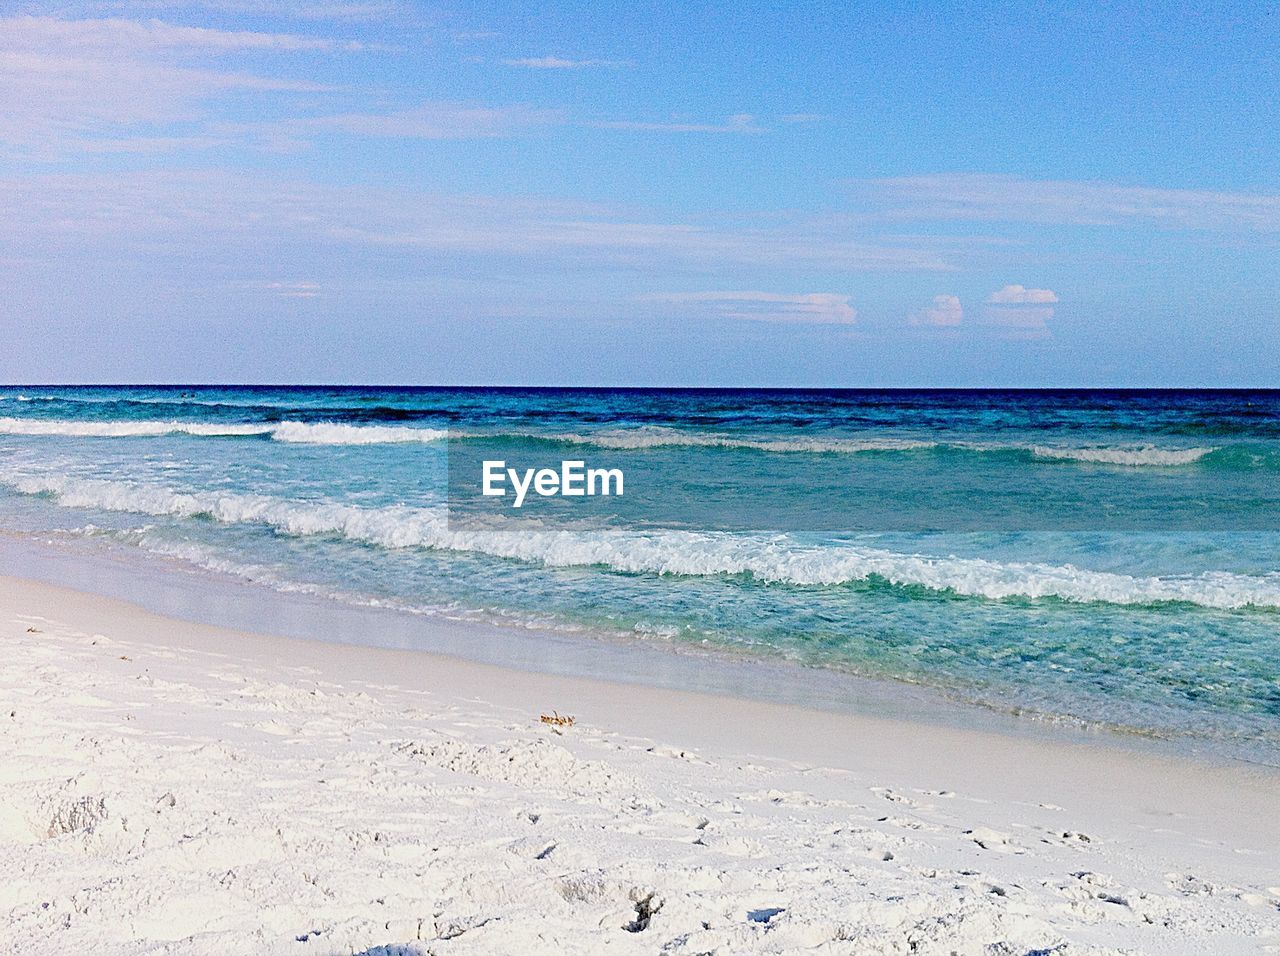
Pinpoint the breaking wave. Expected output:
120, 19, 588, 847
0, 417, 1230, 465
0, 418, 270, 438
268, 422, 450, 444
1029, 445, 1214, 466
511, 429, 1225, 465
530, 427, 937, 454
0, 417, 931, 451
5, 471, 1279, 610
0, 418, 449, 445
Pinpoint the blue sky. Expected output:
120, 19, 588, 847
1, 1, 1277, 385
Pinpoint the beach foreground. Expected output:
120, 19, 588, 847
2, 576, 1278, 955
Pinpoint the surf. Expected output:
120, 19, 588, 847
6, 470, 1280, 611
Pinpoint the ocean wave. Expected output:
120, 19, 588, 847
0, 417, 928, 452
0, 418, 449, 445
530, 427, 937, 454
268, 422, 450, 444
0, 416, 1241, 464
0, 417, 271, 438
494, 429, 1226, 465
6, 471, 1280, 610
1029, 445, 1214, 466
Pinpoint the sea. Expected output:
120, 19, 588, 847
1, 386, 1278, 763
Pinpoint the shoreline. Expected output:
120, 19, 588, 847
3, 570, 1280, 952
4, 528, 1273, 772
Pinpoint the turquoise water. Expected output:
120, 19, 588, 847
1, 386, 1279, 760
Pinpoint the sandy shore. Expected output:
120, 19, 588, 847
2, 575, 1278, 955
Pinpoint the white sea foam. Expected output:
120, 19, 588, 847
0, 418, 448, 444
1030, 445, 1214, 466
483, 428, 1220, 465
267, 422, 450, 444
7, 471, 1279, 610
542, 432, 1228, 465
0, 418, 271, 438
0, 416, 1226, 464
538, 427, 937, 454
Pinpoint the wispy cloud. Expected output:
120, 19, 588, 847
287, 103, 563, 140
0, 50, 328, 152
589, 113, 763, 134
0, 16, 348, 154
0, 170, 954, 275
983, 284, 1059, 337
73, 1, 411, 21
986, 284, 1058, 305
501, 55, 622, 69
853, 174, 1280, 232
0, 15, 368, 52
908, 293, 963, 327
73, 133, 229, 153
265, 281, 321, 298
647, 291, 857, 324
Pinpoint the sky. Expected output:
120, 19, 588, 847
1, 0, 1278, 386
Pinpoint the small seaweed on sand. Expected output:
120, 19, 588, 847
539, 711, 575, 728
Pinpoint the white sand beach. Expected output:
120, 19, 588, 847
2, 574, 1279, 955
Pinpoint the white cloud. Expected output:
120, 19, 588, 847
648, 291, 856, 324
0, 170, 954, 275
983, 285, 1059, 337
0, 15, 366, 52
265, 281, 321, 298
0, 50, 327, 151
289, 103, 562, 140
502, 56, 620, 69
0, 17, 555, 153
589, 113, 762, 133
72, 1, 409, 20
986, 284, 1058, 305
908, 293, 963, 326
74, 133, 229, 153
853, 173, 1280, 232
0, 16, 347, 153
